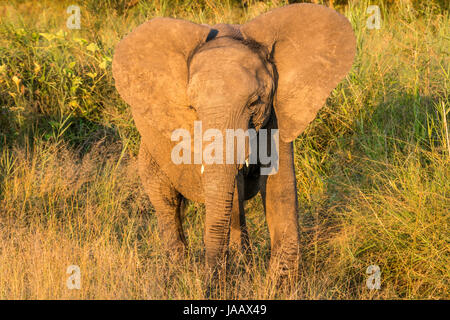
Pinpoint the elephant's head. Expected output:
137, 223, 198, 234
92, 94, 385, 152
113, 4, 355, 265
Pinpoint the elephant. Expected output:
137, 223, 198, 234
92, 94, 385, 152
112, 3, 356, 277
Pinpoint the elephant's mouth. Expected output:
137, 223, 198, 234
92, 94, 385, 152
240, 161, 260, 180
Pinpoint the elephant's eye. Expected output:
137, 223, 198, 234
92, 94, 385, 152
248, 95, 261, 108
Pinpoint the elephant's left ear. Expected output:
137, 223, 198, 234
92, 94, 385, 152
241, 3, 356, 142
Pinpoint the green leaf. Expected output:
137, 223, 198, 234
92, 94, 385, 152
55, 29, 66, 38
39, 32, 56, 41
86, 43, 99, 53
73, 37, 87, 45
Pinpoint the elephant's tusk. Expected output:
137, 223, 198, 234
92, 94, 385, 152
201, 164, 204, 174
245, 159, 249, 167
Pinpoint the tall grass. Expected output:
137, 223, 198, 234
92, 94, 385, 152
0, 0, 448, 299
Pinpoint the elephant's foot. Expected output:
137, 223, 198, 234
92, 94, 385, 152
163, 237, 187, 263
229, 227, 251, 254
267, 240, 300, 287
204, 257, 228, 299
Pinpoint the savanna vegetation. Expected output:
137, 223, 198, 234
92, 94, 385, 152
0, 0, 448, 299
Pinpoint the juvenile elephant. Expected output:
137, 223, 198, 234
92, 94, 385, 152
112, 4, 356, 275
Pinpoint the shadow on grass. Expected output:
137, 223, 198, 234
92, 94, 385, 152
295, 91, 446, 297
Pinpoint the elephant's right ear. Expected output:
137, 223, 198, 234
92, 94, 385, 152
112, 18, 211, 138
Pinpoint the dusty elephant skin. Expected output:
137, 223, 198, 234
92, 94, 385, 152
112, 4, 356, 280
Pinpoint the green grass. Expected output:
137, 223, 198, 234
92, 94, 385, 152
0, 0, 448, 299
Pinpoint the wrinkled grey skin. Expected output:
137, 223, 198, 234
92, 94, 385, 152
112, 4, 356, 276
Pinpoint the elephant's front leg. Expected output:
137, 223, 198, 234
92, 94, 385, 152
138, 144, 186, 260
260, 141, 300, 276
229, 172, 250, 253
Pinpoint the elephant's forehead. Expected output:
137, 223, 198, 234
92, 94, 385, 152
187, 37, 272, 105
189, 38, 265, 73
189, 66, 257, 87
187, 70, 256, 105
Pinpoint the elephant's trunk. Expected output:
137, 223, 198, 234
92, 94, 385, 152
197, 104, 249, 267
203, 163, 237, 267
201, 115, 242, 267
